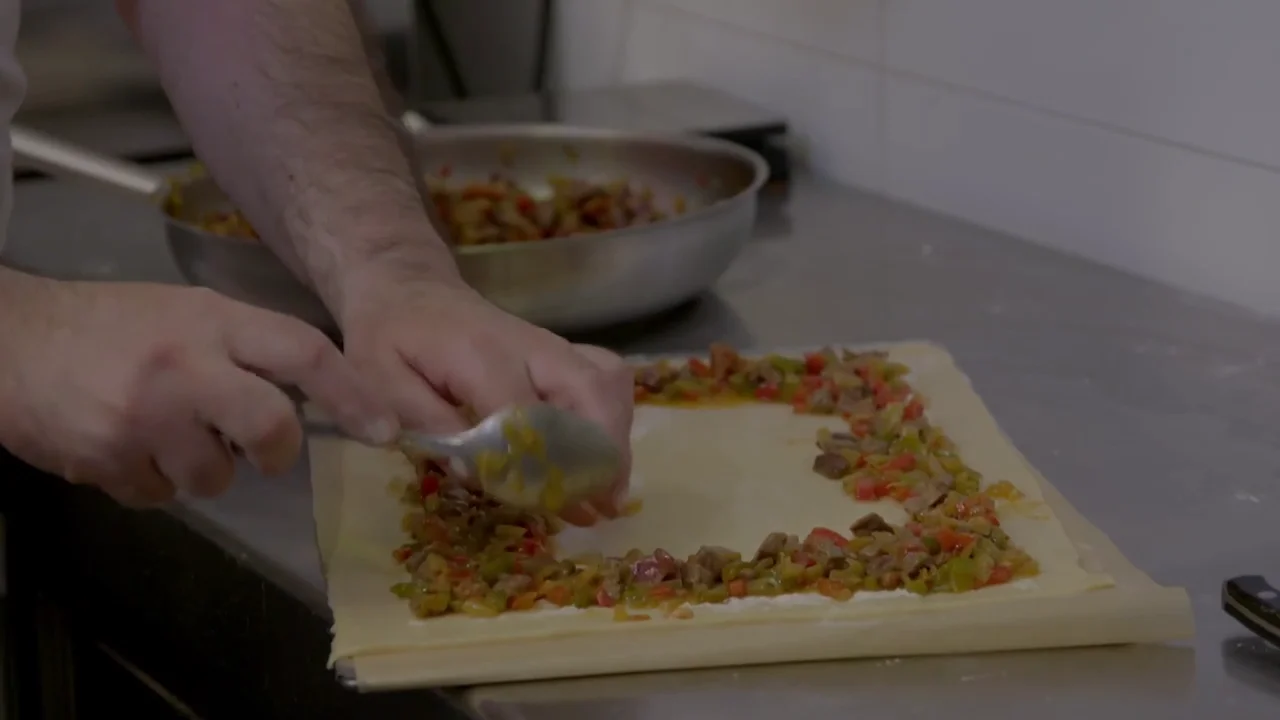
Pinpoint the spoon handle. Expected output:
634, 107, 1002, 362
302, 419, 459, 458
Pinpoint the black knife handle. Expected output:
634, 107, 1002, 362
1223, 575, 1280, 645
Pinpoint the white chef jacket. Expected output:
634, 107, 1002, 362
0, 2, 27, 253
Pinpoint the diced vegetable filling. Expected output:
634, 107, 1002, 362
390, 344, 1038, 620
171, 169, 685, 246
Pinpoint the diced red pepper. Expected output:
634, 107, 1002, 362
873, 382, 893, 408
935, 528, 975, 553
801, 375, 825, 390
419, 474, 441, 497
650, 585, 676, 600
906, 522, 924, 536
884, 453, 916, 472
904, 399, 925, 420
688, 357, 712, 377
815, 578, 848, 599
727, 579, 748, 598
888, 484, 913, 502
391, 546, 413, 563
519, 539, 542, 555
595, 586, 617, 607
755, 385, 780, 401
853, 476, 878, 502
850, 420, 872, 437
515, 195, 536, 214
988, 566, 1013, 586
805, 527, 849, 548
804, 353, 826, 374
544, 585, 572, 607
510, 591, 539, 611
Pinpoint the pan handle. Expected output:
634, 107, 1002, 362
10, 124, 168, 198
12, 113, 427, 197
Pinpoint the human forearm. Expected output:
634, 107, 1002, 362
347, 0, 436, 216
122, 0, 459, 313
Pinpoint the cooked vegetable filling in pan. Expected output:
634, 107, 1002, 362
390, 344, 1039, 621
170, 172, 684, 245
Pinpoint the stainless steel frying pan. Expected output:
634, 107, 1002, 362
11, 120, 768, 334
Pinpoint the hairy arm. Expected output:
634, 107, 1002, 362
115, 0, 458, 316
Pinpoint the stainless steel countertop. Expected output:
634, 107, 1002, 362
6, 168, 1279, 718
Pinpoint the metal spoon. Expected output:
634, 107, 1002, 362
305, 403, 623, 512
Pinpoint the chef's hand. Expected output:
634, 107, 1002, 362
338, 275, 634, 527
0, 275, 398, 507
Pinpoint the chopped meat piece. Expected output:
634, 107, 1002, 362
866, 555, 897, 577
825, 370, 864, 390
631, 549, 679, 584
708, 343, 742, 379
682, 562, 716, 587
812, 451, 853, 479
879, 571, 903, 590
691, 546, 740, 577
851, 512, 893, 537
838, 394, 876, 416
900, 552, 933, 578
858, 437, 890, 454
902, 481, 950, 516
807, 388, 837, 414
750, 364, 783, 386
817, 431, 860, 453
754, 532, 789, 561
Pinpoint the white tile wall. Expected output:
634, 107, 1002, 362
619, 2, 884, 191
551, 0, 1280, 319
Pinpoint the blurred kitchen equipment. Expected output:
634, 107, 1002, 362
1222, 575, 1280, 645
11, 121, 768, 334
305, 402, 622, 512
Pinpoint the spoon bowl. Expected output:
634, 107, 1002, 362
307, 403, 623, 512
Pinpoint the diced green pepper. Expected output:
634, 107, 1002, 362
572, 586, 596, 608
940, 557, 978, 593
955, 470, 981, 496
877, 402, 905, 439
904, 577, 930, 595
409, 591, 451, 617
747, 577, 782, 596
479, 554, 515, 583
460, 597, 501, 617
721, 561, 747, 583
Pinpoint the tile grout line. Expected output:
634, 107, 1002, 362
641, 0, 1280, 178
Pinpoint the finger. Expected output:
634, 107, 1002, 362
151, 422, 235, 498
530, 344, 635, 517
404, 339, 540, 419
190, 365, 305, 476
558, 501, 600, 528
221, 304, 398, 444
103, 461, 176, 509
376, 353, 470, 433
